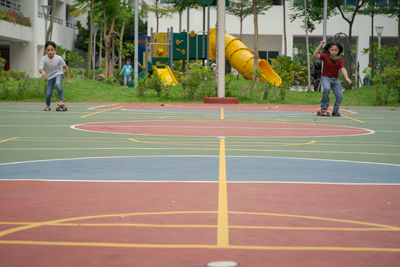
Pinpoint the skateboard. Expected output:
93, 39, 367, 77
56, 103, 68, 112
316, 109, 330, 116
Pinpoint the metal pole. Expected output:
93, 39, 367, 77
376, 26, 383, 48
92, 23, 98, 80
305, 0, 311, 92
322, 0, 328, 42
217, 0, 225, 98
207, 5, 210, 65
186, 8, 190, 75
202, 6, 206, 65
170, 27, 174, 70
134, 0, 139, 87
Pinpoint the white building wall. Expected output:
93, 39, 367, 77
1, 0, 86, 77
147, 1, 398, 80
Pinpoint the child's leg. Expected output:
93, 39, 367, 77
123, 76, 128, 87
55, 74, 64, 102
320, 76, 331, 110
331, 78, 343, 114
45, 77, 56, 106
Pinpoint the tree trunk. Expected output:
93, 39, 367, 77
252, 0, 259, 96
345, 23, 353, 89
283, 0, 287, 56
86, 0, 93, 79
45, 0, 58, 43
104, 5, 116, 78
371, 0, 375, 79
252, 0, 259, 77
398, 0, 400, 68
119, 21, 126, 69
99, 28, 103, 67
112, 35, 115, 70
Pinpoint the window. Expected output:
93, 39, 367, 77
272, 0, 283, 5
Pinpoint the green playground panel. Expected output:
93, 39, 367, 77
173, 32, 208, 61
197, 0, 229, 6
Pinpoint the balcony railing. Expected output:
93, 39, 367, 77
0, 0, 21, 13
38, 11, 64, 26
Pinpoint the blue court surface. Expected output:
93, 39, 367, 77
0, 156, 399, 184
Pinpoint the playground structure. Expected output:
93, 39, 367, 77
141, 28, 282, 87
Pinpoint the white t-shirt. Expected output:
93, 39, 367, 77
39, 54, 66, 80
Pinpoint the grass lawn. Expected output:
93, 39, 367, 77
0, 76, 397, 107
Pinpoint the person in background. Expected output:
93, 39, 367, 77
120, 58, 132, 87
363, 63, 372, 86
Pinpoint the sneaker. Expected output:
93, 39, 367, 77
44, 106, 51, 111
332, 112, 341, 117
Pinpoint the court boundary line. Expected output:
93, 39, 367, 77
0, 179, 399, 186
70, 120, 375, 138
1, 155, 399, 167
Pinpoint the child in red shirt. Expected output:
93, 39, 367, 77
313, 41, 352, 116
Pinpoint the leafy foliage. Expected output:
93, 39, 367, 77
55, 46, 84, 68
137, 72, 165, 97
0, 9, 31, 27
373, 66, 400, 104
362, 43, 398, 75
271, 55, 307, 86
179, 64, 215, 100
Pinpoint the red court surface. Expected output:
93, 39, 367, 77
0, 181, 399, 266
73, 121, 372, 137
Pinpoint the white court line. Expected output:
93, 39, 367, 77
0, 155, 398, 167
0, 147, 399, 157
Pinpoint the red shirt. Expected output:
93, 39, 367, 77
319, 53, 345, 78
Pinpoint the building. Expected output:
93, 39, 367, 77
146, 0, 398, 82
0, 0, 85, 77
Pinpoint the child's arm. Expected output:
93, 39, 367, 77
341, 67, 352, 85
64, 65, 71, 85
313, 41, 325, 59
39, 69, 46, 79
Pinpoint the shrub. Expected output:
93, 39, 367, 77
0, 9, 31, 27
179, 64, 214, 100
372, 66, 400, 105
137, 72, 165, 97
271, 55, 307, 86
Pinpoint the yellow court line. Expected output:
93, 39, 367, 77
342, 114, 365, 123
80, 105, 123, 118
0, 240, 399, 252
0, 211, 216, 239
1, 221, 398, 232
229, 211, 397, 229
0, 137, 18, 144
128, 138, 160, 144
217, 138, 229, 248
220, 107, 224, 120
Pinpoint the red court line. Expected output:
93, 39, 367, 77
73, 120, 372, 137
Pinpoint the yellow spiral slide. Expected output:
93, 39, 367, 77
209, 28, 282, 86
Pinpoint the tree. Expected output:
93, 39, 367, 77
72, 0, 95, 78
100, 0, 121, 78
45, 0, 58, 44
117, 0, 132, 69
290, 0, 369, 89
144, 0, 175, 33
226, 0, 253, 40
166, 0, 199, 32
283, 0, 287, 56
252, 0, 272, 84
